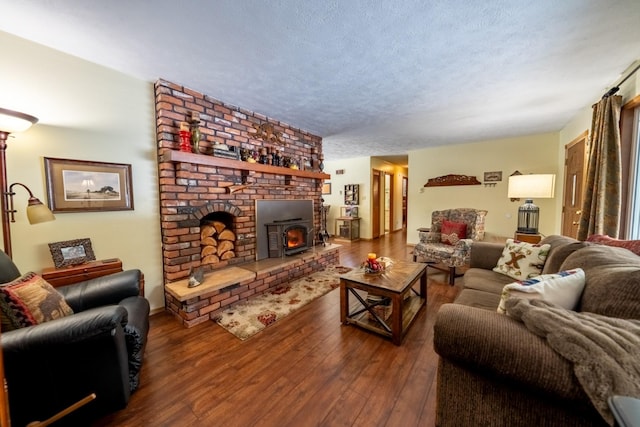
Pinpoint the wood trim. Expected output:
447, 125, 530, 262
619, 94, 640, 237
623, 93, 640, 111
565, 129, 589, 150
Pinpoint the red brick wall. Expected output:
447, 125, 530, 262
155, 79, 325, 283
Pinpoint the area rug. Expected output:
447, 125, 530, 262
214, 265, 352, 340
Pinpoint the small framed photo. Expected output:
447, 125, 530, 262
48, 238, 96, 268
44, 157, 134, 213
483, 171, 503, 182
322, 182, 332, 195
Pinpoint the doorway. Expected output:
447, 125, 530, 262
372, 170, 382, 238
562, 130, 588, 238
402, 176, 408, 229
384, 173, 393, 233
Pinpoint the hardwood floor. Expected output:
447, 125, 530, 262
95, 230, 461, 427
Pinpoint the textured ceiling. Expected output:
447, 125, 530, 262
1, 0, 639, 164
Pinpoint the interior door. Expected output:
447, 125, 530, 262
402, 176, 408, 229
384, 172, 393, 233
562, 131, 588, 238
372, 170, 381, 238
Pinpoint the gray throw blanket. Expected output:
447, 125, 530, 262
505, 298, 640, 426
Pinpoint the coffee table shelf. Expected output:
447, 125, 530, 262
344, 294, 424, 339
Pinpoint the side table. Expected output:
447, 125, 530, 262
514, 232, 542, 244
41, 258, 144, 295
335, 217, 360, 241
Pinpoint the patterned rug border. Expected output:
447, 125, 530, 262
213, 265, 352, 340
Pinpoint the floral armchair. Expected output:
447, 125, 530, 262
413, 208, 488, 285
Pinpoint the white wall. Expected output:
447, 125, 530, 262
407, 133, 561, 244
322, 157, 371, 238
1, 31, 164, 311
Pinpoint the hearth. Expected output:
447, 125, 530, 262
265, 218, 312, 257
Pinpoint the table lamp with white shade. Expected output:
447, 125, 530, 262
507, 174, 556, 234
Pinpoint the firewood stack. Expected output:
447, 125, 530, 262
200, 221, 236, 264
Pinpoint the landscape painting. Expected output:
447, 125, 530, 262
44, 157, 134, 212
62, 170, 121, 201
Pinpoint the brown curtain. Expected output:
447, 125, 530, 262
577, 95, 623, 240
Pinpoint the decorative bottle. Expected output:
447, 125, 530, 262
179, 122, 192, 153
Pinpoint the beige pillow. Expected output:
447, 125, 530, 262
0, 272, 74, 331
493, 239, 551, 280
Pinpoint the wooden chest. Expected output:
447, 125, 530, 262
41, 258, 123, 288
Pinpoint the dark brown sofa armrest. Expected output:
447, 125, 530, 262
469, 241, 505, 269
433, 303, 588, 401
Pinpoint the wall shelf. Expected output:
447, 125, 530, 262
160, 149, 331, 180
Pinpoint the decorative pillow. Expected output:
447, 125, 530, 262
492, 239, 551, 280
497, 268, 586, 314
586, 234, 640, 256
440, 220, 467, 245
0, 272, 73, 331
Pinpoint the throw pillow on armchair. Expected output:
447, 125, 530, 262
440, 220, 467, 245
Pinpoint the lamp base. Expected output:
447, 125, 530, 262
517, 199, 539, 235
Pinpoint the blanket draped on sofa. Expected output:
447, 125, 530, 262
505, 298, 640, 426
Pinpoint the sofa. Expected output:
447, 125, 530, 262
0, 249, 150, 426
433, 235, 640, 427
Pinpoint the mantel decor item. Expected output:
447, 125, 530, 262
251, 122, 284, 145
423, 174, 481, 187
44, 157, 134, 213
188, 112, 201, 154
48, 237, 96, 268
178, 122, 191, 153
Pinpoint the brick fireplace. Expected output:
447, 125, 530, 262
155, 79, 336, 326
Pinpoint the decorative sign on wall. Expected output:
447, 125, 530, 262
423, 174, 481, 187
251, 122, 284, 145
483, 171, 502, 182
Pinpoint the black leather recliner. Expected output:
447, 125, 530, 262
0, 249, 150, 426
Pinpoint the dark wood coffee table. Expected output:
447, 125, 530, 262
339, 260, 427, 345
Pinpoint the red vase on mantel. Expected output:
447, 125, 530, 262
179, 122, 192, 153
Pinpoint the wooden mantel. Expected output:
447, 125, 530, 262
161, 149, 331, 180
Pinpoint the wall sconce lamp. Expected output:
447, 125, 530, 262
0, 107, 55, 258
507, 174, 556, 234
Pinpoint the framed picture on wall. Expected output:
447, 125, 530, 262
322, 182, 332, 195
483, 171, 503, 182
44, 157, 134, 213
